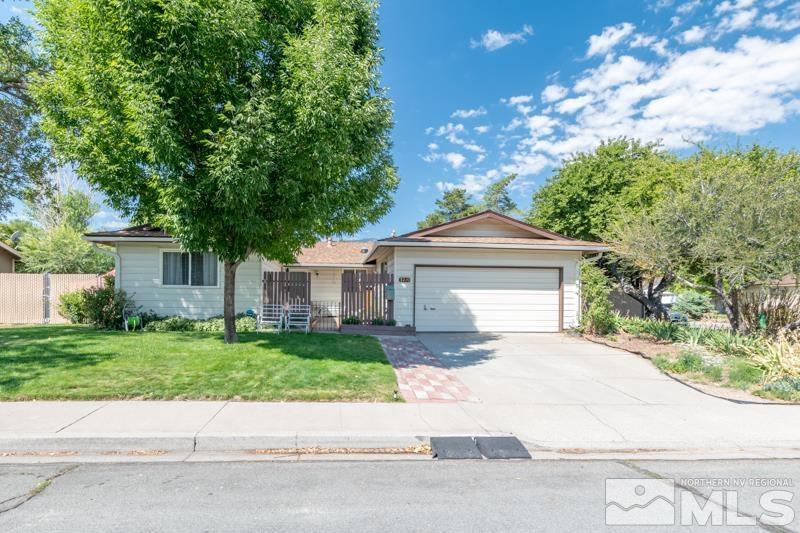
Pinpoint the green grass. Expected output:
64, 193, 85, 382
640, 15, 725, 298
0, 325, 398, 401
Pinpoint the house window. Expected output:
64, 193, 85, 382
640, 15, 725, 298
162, 251, 217, 286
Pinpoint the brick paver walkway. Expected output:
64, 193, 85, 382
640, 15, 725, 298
379, 336, 480, 403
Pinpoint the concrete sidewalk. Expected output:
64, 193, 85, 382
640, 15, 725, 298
3, 398, 800, 459
0, 401, 492, 454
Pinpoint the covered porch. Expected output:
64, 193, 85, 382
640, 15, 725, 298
262, 268, 394, 331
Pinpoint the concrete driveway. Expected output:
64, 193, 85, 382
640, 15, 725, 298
417, 333, 800, 451
416, 333, 708, 406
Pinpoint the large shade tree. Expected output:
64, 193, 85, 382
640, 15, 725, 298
0, 17, 53, 216
609, 145, 800, 331
527, 138, 682, 317
34, 0, 398, 341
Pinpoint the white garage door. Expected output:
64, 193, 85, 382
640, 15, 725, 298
414, 266, 561, 332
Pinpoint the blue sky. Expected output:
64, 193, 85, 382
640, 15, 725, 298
3, 0, 800, 237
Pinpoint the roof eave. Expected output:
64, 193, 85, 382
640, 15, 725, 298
83, 236, 176, 244
366, 240, 608, 260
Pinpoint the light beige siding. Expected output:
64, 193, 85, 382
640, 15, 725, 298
391, 247, 581, 329
433, 218, 534, 238
117, 243, 261, 318
0, 249, 15, 273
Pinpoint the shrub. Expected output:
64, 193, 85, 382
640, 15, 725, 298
728, 359, 764, 388
673, 290, 714, 319
653, 350, 704, 374
58, 276, 133, 329
739, 288, 800, 336
702, 364, 723, 382
385, 319, 397, 326
58, 290, 88, 324
143, 314, 257, 333
144, 316, 194, 332
371, 318, 384, 326
670, 350, 704, 373
342, 316, 361, 325
761, 376, 800, 399
580, 261, 618, 335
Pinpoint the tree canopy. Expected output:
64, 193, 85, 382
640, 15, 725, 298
417, 174, 517, 229
526, 138, 681, 317
16, 188, 114, 274
0, 17, 53, 217
609, 145, 800, 331
482, 173, 517, 215
417, 188, 479, 229
34, 0, 398, 341
527, 138, 680, 241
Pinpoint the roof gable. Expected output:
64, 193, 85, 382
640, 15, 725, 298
403, 210, 574, 241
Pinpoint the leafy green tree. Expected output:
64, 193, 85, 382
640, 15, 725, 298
609, 145, 800, 331
482, 173, 517, 214
0, 218, 38, 247
16, 188, 113, 273
34, 0, 397, 342
17, 224, 113, 273
417, 187, 479, 228
0, 17, 53, 216
528, 138, 681, 317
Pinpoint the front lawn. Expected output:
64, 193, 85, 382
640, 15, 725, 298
0, 326, 398, 401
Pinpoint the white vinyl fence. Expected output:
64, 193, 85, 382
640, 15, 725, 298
0, 273, 103, 324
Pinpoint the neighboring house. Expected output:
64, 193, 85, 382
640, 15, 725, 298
0, 241, 21, 273
84, 210, 607, 332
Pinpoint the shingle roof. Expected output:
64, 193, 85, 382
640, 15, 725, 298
292, 240, 374, 265
0, 240, 21, 259
84, 224, 169, 238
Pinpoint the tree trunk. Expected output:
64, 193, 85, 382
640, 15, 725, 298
713, 274, 740, 332
223, 260, 240, 344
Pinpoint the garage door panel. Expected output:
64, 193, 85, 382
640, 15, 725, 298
415, 267, 560, 333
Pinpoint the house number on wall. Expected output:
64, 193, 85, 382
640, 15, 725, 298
398, 276, 411, 283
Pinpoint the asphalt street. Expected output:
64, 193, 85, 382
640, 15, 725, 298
1, 458, 799, 532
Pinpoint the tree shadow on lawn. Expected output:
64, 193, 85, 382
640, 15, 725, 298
0, 326, 117, 394
237, 332, 395, 366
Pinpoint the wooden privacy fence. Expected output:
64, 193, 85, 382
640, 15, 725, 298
262, 271, 311, 306
341, 271, 394, 324
0, 273, 103, 324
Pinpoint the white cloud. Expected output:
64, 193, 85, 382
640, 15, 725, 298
676, 0, 702, 14
474, 125, 491, 134
471, 24, 533, 52
451, 106, 487, 119
555, 94, 594, 114
715, 0, 756, 15
502, 33, 800, 176
427, 142, 439, 150
574, 55, 654, 93
718, 8, 758, 32
541, 84, 569, 103
443, 152, 467, 169
435, 181, 456, 192
502, 94, 533, 105
679, 25, 709, 44
463, 142, 485, 153
759, 2, 800, 31
416, 185, 430, 193
586, 22, 636, 57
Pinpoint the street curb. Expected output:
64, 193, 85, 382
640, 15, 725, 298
0, 436, 195, 453
0, 434, 431, 454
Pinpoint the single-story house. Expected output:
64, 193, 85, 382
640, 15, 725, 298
84, 210, 607, 332
0, 241, 21, 273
